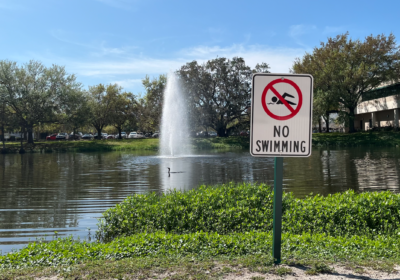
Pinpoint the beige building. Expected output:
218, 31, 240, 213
354, 83, 400, 131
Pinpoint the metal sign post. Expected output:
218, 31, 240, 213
272, 157, 283, 264
250, 73, 313, 264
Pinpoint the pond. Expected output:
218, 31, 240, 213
1, 147, 400, 254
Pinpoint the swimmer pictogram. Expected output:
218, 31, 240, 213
261, 78, 303, 121
267, 93, 296, 105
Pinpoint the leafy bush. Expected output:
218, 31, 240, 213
96, 183, 400, 242
2, 231, 400, 269
96, 183, 278, 241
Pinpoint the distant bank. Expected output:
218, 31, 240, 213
0, 132, 399, 154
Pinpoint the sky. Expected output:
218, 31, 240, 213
1, 0, 399, 95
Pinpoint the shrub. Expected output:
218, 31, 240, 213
96, 183, 400, 242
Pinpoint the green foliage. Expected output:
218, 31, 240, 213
292, 33, 400, 133
178, 58, 269, 137
96, 183, 400, 242
2, 231, 400, 270
96, 183, 275, 241
191, 136, 249, 149
0, 60, 82, 143
312, 131, 400, 147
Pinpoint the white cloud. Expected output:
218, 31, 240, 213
50, 29, 138, 58
289, 24, 317, 48
111, 79, 143, 90
14, 42, 308, 93
28, 43, 304, 80
289, 24, 317, 38
70, 57, 185, 77
179, 44, 306, 73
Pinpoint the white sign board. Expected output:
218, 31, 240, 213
250, 73, 313, 157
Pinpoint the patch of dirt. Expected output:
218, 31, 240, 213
34, 264, 400, 280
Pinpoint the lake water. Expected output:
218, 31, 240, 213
1, 147, 400, 254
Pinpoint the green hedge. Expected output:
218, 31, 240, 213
2, 231, 400, 269
96, 183, 400, 242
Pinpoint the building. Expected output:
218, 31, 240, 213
354, 83, 400, 131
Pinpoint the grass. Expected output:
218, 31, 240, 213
1, 136, 250, 154
1, 232, 399, 278
2, 131, 400, 154
312, 131, 400, 147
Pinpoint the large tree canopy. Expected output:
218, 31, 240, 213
292, 33, 400, 132
88, 84, 120, 139
178, 57, 269, 137
0, 60, 81, 143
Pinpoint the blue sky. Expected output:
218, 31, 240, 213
1, 0, 399, 94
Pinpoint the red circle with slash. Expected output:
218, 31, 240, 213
261, 78, 303, 120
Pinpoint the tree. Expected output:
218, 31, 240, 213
136, 75, 166, 132
314, 89, 338, 132
88, 84, 119, 140
0, 60, 81, 143
62, 90, 91, 139
110, 92, 136, 139
292, 33, 400, 133
178, 57, 270, 137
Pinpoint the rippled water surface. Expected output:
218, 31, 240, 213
1, 147, 400, 253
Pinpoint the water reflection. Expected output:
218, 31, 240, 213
0, 147, 399, 253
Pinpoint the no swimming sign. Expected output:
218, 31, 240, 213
250, 73, 313, 157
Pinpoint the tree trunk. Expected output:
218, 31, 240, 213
73, 128, 76, 141
325, 112, 330, 133
1, 123, 5, 153
96, 128, 102, 140
117, 127, 122, 140
348, 107, 355, 133
217, 127, 228, 137
27, 126, 34, 144
19, 127, 25, 154
318, 118, 322, 133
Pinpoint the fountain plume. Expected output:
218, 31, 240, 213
160, 72, 192, 156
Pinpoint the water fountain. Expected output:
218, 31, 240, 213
160, 72, 192, 156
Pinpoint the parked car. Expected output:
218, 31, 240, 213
46, 133, 57, 141
136, 132, 144, 138
69, 132, 83, 140
106, 135, 115, 139
82, 134, 94, 140
128, 132, 137, 138
56, 132, 69, 140
209, 132, 217, 137
93, 133, 107, 139
196, 131, 208, 137
152, 131, 160, 138
240, 131, 249, 136
115, 132, 127, 139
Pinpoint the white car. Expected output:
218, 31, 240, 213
136, 132, 144, 138
56, 132, 69, 140
128, 132, 137, 138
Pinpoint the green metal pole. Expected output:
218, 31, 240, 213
272, 157, 283, 264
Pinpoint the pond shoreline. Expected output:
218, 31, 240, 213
1, 132, 400, 154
